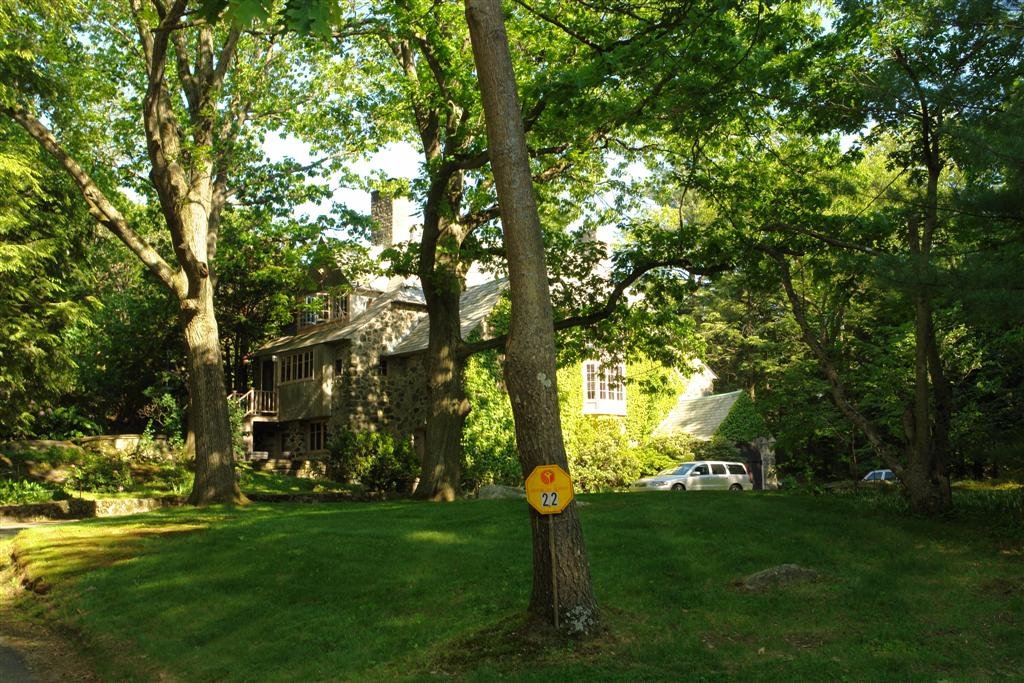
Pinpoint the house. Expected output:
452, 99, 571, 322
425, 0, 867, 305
236, 191, 773, 485
236, 191, 505, 473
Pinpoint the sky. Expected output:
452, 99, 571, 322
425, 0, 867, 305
262, 132, 649, 247
262, 135, 422, 224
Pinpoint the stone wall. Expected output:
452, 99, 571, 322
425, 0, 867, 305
0, 496, 181, 523
383, 354, 430, 439
331, 303, 427, 440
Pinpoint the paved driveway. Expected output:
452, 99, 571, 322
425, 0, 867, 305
2, 525, 30, 680
0, 640, 34, 682
0, 521, 74, 539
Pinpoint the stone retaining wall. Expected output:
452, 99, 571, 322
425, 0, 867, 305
0, 496, 182, 524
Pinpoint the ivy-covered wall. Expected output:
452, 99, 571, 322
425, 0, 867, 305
557, 359, 684, 491
714, 390, 768, 443
462, 353, 693, 492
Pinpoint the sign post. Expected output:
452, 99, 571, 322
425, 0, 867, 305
524, 465, 575, 629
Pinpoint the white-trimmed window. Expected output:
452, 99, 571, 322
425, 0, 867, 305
298, 294, 328, 328
298, 293, 349, 329
330, 294, 349, 322
308, 420, 327, 451
280, 351, 314, 383
582, 360, 626, 415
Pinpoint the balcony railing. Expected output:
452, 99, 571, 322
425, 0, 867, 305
229, 389, 278, 417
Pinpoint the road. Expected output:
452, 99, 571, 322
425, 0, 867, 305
0, 639, 34, 682
0, 522, 74, 682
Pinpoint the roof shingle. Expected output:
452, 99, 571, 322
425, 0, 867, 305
653, 390, 743, 441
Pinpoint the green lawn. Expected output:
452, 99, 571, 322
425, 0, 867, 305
4, 492, 1022, 681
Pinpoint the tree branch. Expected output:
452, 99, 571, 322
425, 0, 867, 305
460, 257, 727, 356
171, 27, 198, 113
764, 246, 902, 473
2, 103, 179, 294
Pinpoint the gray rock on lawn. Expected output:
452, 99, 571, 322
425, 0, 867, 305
476, 485, 526, 500
741, 564, 820, 592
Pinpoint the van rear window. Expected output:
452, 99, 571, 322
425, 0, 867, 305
711, 464, 726, 475
727, 464, 746, 475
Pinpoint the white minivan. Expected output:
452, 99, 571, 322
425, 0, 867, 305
631, 460, 753, 492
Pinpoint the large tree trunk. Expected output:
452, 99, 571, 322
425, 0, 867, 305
415, 275, 470, 501
903, 290, 952, 514
465, 0, 600, 634
2, 5, 246, 507
178, 202, 244, 505
412, 149, 471, 499
182, 282, 244, 505
902, 140, 953, 514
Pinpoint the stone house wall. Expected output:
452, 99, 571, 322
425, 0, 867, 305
382, 353, 429, 438
331, 302, 426, 440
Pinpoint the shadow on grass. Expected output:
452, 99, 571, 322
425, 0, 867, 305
427, 609, 629, 678
12, 522, 209, 595
6, 493, 1023, 680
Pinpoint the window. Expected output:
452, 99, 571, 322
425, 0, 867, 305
692, 464, 710, 476
280, 351, 314, 383
330, 295, 349, 321
582, 360, 626, 415
727, 464, 747, 475
711, 464, 727, 475
298, 293, 349, 329
298, 294, 328, 328
308, 421, 326, 451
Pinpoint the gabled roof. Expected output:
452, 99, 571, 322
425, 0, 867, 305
387, 279, 507, 357
256, 283, 426, 356
653, 390, 743, 441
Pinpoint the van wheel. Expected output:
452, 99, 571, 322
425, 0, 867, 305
729, 484, 742, 491
671, 483, 685, 491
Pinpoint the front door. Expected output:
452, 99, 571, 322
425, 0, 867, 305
260, 358, 276, 391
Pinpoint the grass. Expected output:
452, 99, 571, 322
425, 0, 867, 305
237, 468, 356, 495
4, 491, 1023, 681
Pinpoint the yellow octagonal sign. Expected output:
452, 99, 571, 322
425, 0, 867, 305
525, 465, 574, 515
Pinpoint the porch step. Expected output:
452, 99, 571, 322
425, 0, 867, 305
251, 458, 326, 478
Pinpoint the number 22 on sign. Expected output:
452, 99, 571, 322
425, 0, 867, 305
525, 465, 574, 515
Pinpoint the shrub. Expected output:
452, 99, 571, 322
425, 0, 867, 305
140, 390, 187, 450
65, 451, 134, 493
636, 434, 699, 475
326, 429, 418, 493
563, 415, 642, 492
28, 406, 101, 440
692, 435, 742, 462
462, 353, 520, 489
714, 391, 768, 442
134, 458, 193, 496
0, 479, 59, 505
1, 443, 83, 469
